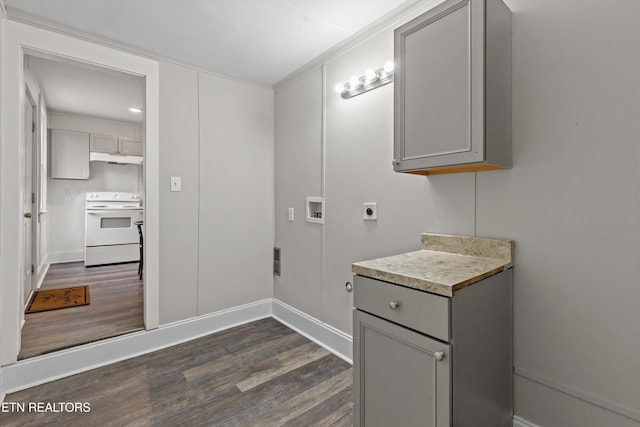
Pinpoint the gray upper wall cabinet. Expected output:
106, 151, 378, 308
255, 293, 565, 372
393, 0, 512, 176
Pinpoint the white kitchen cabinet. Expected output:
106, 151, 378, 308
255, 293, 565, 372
89, 133, 118, 153
90, 133, 142, 156
393, 0, 512, 175
117, 137, 142, 156
51, 129, 90, 180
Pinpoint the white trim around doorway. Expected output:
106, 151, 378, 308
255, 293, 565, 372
0, 19, 160, 365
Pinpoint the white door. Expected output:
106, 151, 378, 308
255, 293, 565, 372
23, 93, 35, 303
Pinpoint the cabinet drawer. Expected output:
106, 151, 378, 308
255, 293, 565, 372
354, 275, 449, 342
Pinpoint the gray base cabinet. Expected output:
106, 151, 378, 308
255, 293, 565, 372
353, 271, 513, 427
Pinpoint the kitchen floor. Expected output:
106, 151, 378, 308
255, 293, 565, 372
4, 318, 353, 426
18, 261, 144, 360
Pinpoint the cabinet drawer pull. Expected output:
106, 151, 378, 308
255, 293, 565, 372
434, 351, 445, 361
389, 301, 399, 310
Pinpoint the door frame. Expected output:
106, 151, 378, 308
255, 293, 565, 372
0, 19, 160, 365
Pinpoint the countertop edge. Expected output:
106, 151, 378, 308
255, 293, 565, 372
352, 252, 513, 298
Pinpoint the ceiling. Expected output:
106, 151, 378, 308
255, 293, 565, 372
26, 55, 145, 123
6, 0, 412, 86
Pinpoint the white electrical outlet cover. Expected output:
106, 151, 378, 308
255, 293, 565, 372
170, 176, 182, 192
363, 202, 377, 220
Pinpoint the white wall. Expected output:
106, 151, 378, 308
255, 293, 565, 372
158, 61, 200, 324
46, 113, 142, 262
197, 71, 274, 315
323, 29, 476, 333
0, 9, 6, 380
479, 1, 640, 425
275, 0, 640, 425
158, 62, 277, 325
274, 68, 324, 320
274, 18, 475, 335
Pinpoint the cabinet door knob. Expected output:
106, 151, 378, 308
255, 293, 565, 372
434, 351, 445, 361
345, 282, 353, 293
389, 301, 399, 310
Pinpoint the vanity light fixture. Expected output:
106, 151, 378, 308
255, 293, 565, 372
335, 61, 394, 99
129, 107, 143, 113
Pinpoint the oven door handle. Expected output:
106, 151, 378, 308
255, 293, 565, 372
87, 210, 143, 215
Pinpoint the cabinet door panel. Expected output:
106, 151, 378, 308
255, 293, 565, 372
51, 130, 89, 180
90, 133, 117, 153
404, 2, 470, 159
354, 310, 450, 427
394, 0, 487, 172
118, 138, 142, 156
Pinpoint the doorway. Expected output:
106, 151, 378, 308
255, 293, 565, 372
18, 53, 146, 359
0, 20, 160, 366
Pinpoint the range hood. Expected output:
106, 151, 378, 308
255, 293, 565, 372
90, 152, 143, 165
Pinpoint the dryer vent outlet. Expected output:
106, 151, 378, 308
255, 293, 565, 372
273, 247, 281, 276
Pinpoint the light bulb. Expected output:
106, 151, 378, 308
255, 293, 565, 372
383, 61, 395, 73
349, 76, 361, 89
364, 69, 377, 82
129, 107, 143, 113
334, 83, 345, 94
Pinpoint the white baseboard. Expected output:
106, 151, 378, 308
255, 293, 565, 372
1, 298, 272, 394
0, 365, 5, 403
272, 298, 352, 364
513, 416, 539, 427
514, 369, 640, 425
47, 250, 84, 264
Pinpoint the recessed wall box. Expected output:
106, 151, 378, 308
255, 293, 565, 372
306, 197, 325, 224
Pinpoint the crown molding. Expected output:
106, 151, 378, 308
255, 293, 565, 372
273, 0, 443, 92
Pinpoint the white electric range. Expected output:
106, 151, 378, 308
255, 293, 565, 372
85, 192, 143, 266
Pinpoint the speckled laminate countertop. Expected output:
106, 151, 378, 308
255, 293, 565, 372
352, 233, 513, 297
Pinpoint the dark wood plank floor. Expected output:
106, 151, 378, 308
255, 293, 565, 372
3, 318, 354, 427
19, 261, 144, 360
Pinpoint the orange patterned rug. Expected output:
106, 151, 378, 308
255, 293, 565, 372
26, 285, 90, 314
